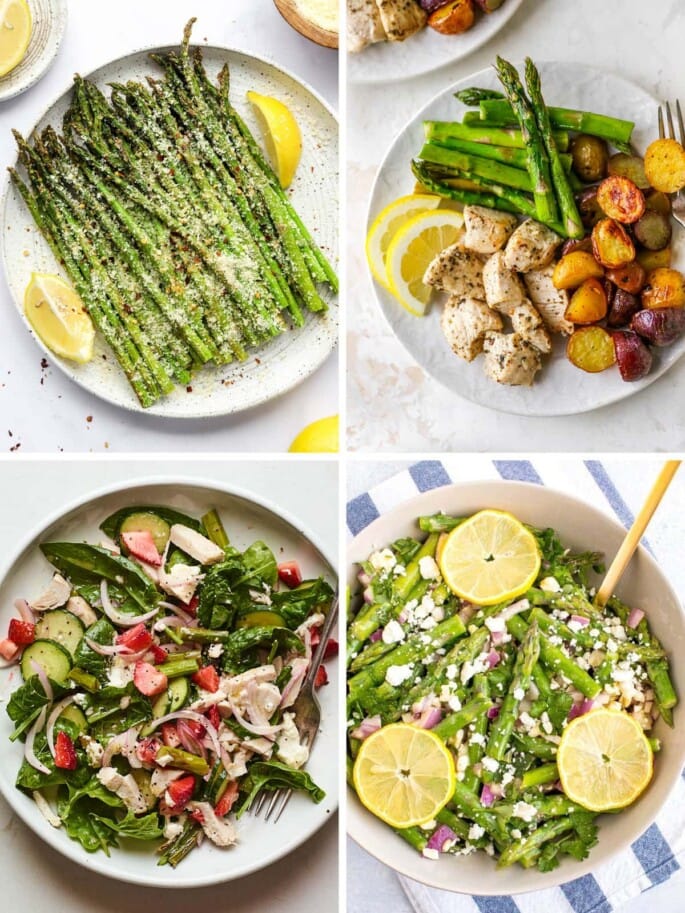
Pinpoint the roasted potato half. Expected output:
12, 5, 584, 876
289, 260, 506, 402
428, 0, 475, 33
552, 250, 604, 290
613, 330, 653, 381
633, 210, 672, 251
644, 190, 672, 217
596, 176, 645, 224
567, 326, 616, 373
565, 278, 608, 324
607, 153, 651, 190
607, 288, 641, 328
592, 218, 635, 269
571, 134, 609, 183
637, 247, 672, 271
644, 138, 685, 193
606, 261, 647, 295
577, 186, 605, 229
631, 307, 685, 346
641, 268, 685, 309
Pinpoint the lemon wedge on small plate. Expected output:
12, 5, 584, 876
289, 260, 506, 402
24, 273, 95, 363
247, 90, 302, 188
0, 0, 32, 78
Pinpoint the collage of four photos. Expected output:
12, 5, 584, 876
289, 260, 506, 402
0, 1, 684, 913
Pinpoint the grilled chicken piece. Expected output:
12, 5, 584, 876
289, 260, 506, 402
523, 265, 573, 335
375, 0, 427, 42
347, 0, 386, 52
483, 332, 542, 386
482, 251, 527, 314
462, 206, 518, 255
169, 524, 224, 566
503, 220, 562, 272
441, 296, 503, 362
510, 300, 552, 354
423, 244, 485, 298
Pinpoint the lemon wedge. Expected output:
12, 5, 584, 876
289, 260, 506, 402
247, 91, 302, 189
385, 210, 464, 316
0, 0, 32, 78
438, 509, 541, 606
24, 273, 95, 363
558, 708, 653, 812
353, 723, 456, 829
289, 415, 338, 453
366, 194, 441, 290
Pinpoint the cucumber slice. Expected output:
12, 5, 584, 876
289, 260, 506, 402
21, 639, 72, 684
120, 512, 171, 553
58, 704, 88, 733
35, 609, 85, 658
100, 506, 204, 545
237, 610, 286, 628
141, 676, 190, 735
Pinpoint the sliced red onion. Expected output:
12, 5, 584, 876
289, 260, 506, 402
84, 637, 133, 656
570, 614, 590, 627
159, 601, 194, 624
480, 784, 496, 807
154, 616, 185, 629
14, 598, 35, 624
350, 715, 382, 741
486, 650, 500, 669
369, 630, 382, 643
426, 824, 457, 853
487, 706, 500, 720
46, 695, 76, 757
121, 645, 155, 664
100, 579, 159, 627
362, 586, 374, 604
101, 732, 124, 768
225, 697, 281, 739
279, 659, 308, 708
177, 720, 207, 759
30, 660, 53, 702
627, 608, 645, 628
25, 707, 50, 774
568, 698, 595, 721
500, 598, 530, 622
357, 571, 371, 587
418, 707, 443, 730
147, 710, 222, 758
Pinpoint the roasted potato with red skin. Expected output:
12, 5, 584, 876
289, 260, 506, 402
637, 247, 672, 271
607, 153, 650, 190
428, 0, 475, 33
633, 210, 672, 251
644, 138, 685, 193
571, 134, 609, 183
607, 288, 641, 328
596, 176, 645, 224
642, 268, 685, 309
565, 278, 608, 324
631, 307, 685, 346
577, 186, 604, 228
553, 250, 604, 290
645, 190, 672, 217
605, 261, 646, 295
592, 218, 635, 269
613, 330, 653, 381
561, 237, 593, 258
472, 0, 505, 10
567, 326, 616, 373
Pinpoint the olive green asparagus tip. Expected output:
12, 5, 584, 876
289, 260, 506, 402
182, 17, 197, 56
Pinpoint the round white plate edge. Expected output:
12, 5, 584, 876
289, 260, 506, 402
0, 0, 68, 102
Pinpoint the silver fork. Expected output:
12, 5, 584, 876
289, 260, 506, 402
252, 595, 339, 823
658, 100, 685, 228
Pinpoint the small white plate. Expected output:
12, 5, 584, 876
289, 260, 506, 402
0, 478, 338, 888
1, 44, 339, 418
0, 0, 67, 102
367, 62, 685, 416
348, 0, 525, 85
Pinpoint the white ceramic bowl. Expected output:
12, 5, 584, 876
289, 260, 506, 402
347, 480, 685, 894
0, 478, 338, 888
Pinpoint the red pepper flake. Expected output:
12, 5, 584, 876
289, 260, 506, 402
86, 416, 93, 423
186, 385, 193, 393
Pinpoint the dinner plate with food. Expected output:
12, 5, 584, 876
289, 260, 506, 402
365, 60, 685, 416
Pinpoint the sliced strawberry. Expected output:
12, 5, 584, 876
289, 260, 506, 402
277, 561, 302, 588
314, 664, 328, 688
163, 774, 195, 813
192, 664, 219, 693
323, 637, 339, 660
121, 530, 162, 567
206, 705, 221, 730
161, 722, 181, 748
183, 595, 200, 617
133, 661, 168, 697
8, 619, 35, 645
183, 719, 205, 739
54, 730, 78, 770
310, 628, 321, 649
116, 622, 152, 653
149, 643, 168, 664
0, 639, 18, 661
214, 780, 240, 817
136, 736, 161, 765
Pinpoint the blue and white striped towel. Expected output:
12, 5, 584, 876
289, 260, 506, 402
347, 458, 685, 913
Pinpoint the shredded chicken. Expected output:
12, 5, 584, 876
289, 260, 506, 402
187, 801, 238, 847
169, 525, 225, 566
30, 573, 70, 611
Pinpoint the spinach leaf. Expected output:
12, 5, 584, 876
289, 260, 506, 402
72, 618, 117, 682
222, 626, 304, 673
82, 683, 151, 741
7, 677, 67, 740
100, 506, 205, 542
196, 550, 246, 630
15, 722, 89, 792
270, 578, 334, 629
236, 760, 325, 817
237, 541, 278, 587
58, 794, 119, 854
93, 808, 163, 841
61, 775, 125, 818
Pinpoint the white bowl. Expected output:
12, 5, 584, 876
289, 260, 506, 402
0, 477, 338, 888
346, 480, 685, 894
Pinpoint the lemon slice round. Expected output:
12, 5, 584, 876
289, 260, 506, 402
288, 415, 338, 453
247, 90, 302, 189
0, 0, 32, 78
353, 723, 455, 828
438, 509, 541, 606
558, 708, 653, 812
385, 210, 464, 316
24, 273, 95, 363
366, 194, 441, 290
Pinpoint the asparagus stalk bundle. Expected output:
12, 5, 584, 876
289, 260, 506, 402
10, 19, 337, 408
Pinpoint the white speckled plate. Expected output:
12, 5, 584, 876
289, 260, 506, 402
368, 62, 685, 417
348, 0, 525, 85
0, 477, 338, 887
0, 0, 67, 102
1, 44, 338, 418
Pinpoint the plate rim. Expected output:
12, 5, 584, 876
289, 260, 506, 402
365, 60, 683, 417
0, 0, 68, 103
0, 38, 339, 420
0, 473, 339, 888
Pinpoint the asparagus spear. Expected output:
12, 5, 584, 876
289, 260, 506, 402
412, 162, 522, 215
424, 120, 570, 152
479, 98, 634, 146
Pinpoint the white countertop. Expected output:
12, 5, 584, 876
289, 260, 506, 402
347, 0, 685, 452
0, 0, 339, 453
0, 457, 339, 912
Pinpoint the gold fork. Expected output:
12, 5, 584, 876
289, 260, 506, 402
658, 100, 685, 228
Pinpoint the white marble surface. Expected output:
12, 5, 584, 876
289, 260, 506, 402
0, 0, 339, 453
0, 457, 339, 912
346, 457, 685, 913
347, 0, 685, 452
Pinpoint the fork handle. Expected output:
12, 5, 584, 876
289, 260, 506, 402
304, 594, 339, 687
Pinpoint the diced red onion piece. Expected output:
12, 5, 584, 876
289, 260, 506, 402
397, 610, 408, 624
46, 695, 76, 757
14, 598, 35, 624
500, 598, 530, 622
25, 707, 50, 774
357, 571, 371, 587
418, 707, 443, 730
100, 579, 159, 627
568, 698, 595, 722
30, 659, 53, 702
486, 649, 500, 669
487, 706, 500, 719
580, 698, 595, 715
350, 715, 382, 741
490, 629, 504, 645
627, 608, 645, 628
570, 614, 590, 627
480, 784, 495, 807
426, 824, 457, 853
362, 587, 374, 604
369, 629, 382, 643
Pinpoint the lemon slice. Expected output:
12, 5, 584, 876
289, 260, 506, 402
353, 723, 455, 828
0, 0, 32, 78
385, 210, 464, 316
247, 91, 302, 189
558, 708, 653, 812
366, 194, 441, 290
288, 415, 338, 453
438, 509, 541, 606
24, 273, 95, 363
